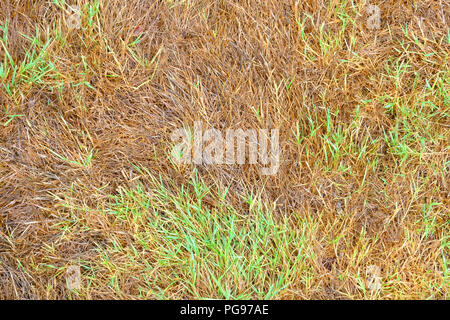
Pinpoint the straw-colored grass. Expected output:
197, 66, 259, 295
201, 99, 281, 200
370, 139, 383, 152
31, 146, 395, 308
0, 0, 448, 299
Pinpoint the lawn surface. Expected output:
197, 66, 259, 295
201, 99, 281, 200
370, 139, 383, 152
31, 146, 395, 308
0, 0, 448, 299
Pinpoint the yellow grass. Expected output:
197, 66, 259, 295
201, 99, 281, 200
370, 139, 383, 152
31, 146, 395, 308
0, 0, 448, 299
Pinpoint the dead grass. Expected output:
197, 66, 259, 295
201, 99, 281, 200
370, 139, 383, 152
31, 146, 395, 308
0, 0, 448, 299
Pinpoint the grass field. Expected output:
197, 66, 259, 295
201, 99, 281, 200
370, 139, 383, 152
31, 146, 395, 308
0, 0, 448, 299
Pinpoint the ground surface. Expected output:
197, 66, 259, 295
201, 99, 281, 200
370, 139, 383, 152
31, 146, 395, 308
0, 0, 449, 299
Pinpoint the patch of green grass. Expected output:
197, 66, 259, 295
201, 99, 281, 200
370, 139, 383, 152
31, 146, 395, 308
89, 171, 318, 299
0, 22, 56, 96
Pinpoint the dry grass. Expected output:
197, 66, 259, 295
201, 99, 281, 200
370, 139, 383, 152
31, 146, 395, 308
0, 0, 448, 299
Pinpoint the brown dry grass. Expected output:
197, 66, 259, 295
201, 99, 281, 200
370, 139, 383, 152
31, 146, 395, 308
0, 0, 448, 299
